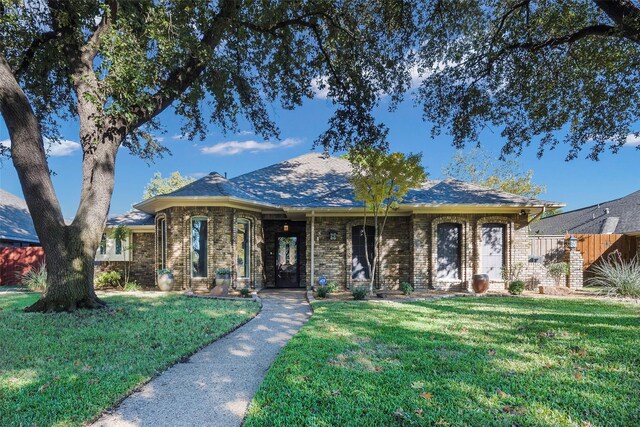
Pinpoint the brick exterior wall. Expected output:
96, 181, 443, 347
95, 232, 155, 288
158, 206, 263, 292
114, 209, 542, 293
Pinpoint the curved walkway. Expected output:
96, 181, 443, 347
93, 289, 310, 427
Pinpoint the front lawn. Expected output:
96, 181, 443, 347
0, 292, 259, 426
245, 297, 640, 426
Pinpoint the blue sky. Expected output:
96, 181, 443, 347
1, 89, 639, 219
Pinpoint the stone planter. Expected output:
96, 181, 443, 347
215, 274, 231, 287
472, 274, 489, 293
157, 273, 174, 291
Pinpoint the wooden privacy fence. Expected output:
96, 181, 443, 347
0, 247, 45, 285
575, 234, 637, 272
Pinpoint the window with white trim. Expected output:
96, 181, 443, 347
436, 223, 461, 280
481, 223, 506, 280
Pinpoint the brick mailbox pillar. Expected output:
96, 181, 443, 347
563, 246, 584, 288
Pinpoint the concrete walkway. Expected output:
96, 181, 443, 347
93, 289, 311, 427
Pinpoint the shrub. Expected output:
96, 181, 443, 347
122, 281, 142, 292
325, 282, 339, 293
547, 262, 569, 286
16, 264, 47, 292
239, 288, 251, 298
316, 286, 329, 298
508, 280, 525, 295
352, 288, 367, 300
95, 271, 122, 289
587, 254, 640, 298
400, 281, 413, 295
215, 267, 231, 275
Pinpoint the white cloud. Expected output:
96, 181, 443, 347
625, 134, 640, 146
0, 138, 81, 156
237, 130, 254, 136
311, 76, 330, 100
201, 138, 302, 156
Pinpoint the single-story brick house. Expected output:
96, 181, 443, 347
99, 153, 563, 292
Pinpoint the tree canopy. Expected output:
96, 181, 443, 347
414, 0, 640, 160
143, 171, 195, 200
442, 149, 546, 198
0, 0, 418, 312
349, 149, 426, 292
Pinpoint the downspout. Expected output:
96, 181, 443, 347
310, 210, 315, 290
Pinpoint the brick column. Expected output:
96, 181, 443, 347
564, 248, 583, 288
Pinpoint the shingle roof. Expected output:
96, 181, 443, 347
107, 210, 155, 227
0, 189, 39, 244
530, 190, 640, 235
164, 172, 268, 204
130, 152, 562, 220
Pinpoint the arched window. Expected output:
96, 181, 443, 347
351, 225, 375, 280
436, 223, 461, 280
157, 217, 167, 270
236, 218, 251, 278
481, 223, 506, 280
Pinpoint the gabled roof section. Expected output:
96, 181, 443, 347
0, 189, 39, 243
107, 210, 155, 227
164, 172, 266, 202
231, 153, 353, 206
132, 152, 563, 214
530, 190, 640, 235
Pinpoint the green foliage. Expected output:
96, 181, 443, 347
400, 281, 413, 295
325, 282, 339, 293
239, 288, 251, 298
416, 1, 640, 160
245, 297, 640, 426
588, 254, 640, 298
316, 287, 330, 299
95, 271, 122, 289
0, 293, 258, 426
143, 171, 195, 200
349, 149, 426, 292
215, 268, 231, 276
508, 280, 525, 295
157, 268, 173, 276
122, 281, 142, 292
16, 264, 47, 292
547, 262, 569, 286
352, 288, 368, 300
443, 149, 545, 198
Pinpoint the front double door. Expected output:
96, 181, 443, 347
275, 234, 300, 288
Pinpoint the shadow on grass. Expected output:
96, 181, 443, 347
245, 297, 640, 426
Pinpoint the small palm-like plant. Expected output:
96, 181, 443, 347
16, 263, 47, 292
587, 252, 640, 298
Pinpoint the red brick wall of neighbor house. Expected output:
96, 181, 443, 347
160, 206, 263, 292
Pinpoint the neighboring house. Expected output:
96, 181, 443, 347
0, 188, 40, 247
102, 153, 563, 292
530, 189, 640, 262
530, 190, 640, 236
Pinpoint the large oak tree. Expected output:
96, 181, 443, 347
0, 0, 417, 312
415, 0, 640, 160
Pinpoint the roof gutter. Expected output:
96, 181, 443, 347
527, 206, 546, 225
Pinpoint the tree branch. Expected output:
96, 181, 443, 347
81, 0, 118, 63
129, 0, 238, 129
504, 24, 619, 52
14, 30, 60, 78
593, 0, 640, 43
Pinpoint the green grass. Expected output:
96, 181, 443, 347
245, 297, 640, 426
0, 293, 259, 426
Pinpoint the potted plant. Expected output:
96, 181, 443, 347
157, 268, 174, 291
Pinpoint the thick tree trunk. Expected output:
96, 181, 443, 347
25, 226, 105, 312
0, 56, 111, 312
